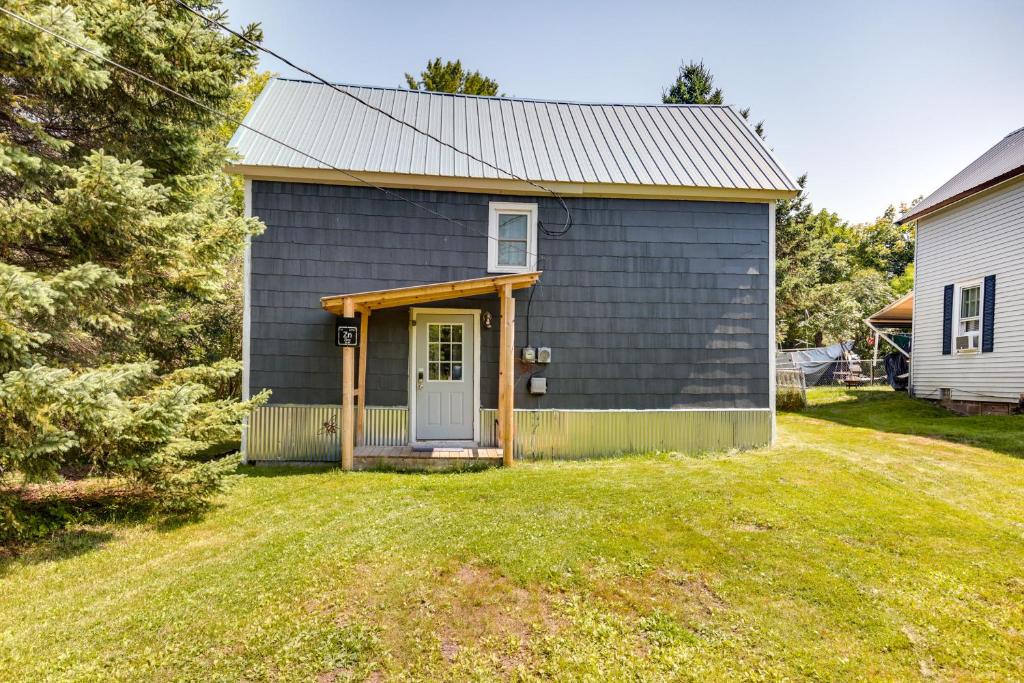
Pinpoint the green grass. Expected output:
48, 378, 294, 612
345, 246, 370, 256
2, 390, 1024, 681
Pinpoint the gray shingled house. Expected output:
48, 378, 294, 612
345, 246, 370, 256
230, 78, 798, 468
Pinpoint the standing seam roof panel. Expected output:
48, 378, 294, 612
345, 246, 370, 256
714, 107, 785, 189
522, 101, 554, 181
577, 104, 628, 184
631, 106, 696, 186
614, 106, 673, 185
543, 102, 585, 182
657, 108, 723, 187
460, 96, 479, 178
291, 85, 330, 169
689, 108, 749, 189
563, 104, 604, 183
231, 79, 798, 192
724, 107, 793, 189
351, 89, 385, 171
535, 102, 571, 181
595, 106, 646, 184
603, 106, 656, 185
647, 107, 708, 187
327, 88, 367, 173
698, 108, 766, 189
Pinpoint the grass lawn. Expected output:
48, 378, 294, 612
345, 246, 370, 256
2, 389, 1023, 681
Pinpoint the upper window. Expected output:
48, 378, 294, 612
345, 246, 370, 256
956, 282, 981, 353
488, 202, 537, 273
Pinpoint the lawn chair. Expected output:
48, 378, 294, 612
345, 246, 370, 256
834, 351, 871, 386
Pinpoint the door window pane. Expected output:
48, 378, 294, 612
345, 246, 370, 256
426, 323, 465, 382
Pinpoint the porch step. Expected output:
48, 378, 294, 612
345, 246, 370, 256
353, 446, 503, 472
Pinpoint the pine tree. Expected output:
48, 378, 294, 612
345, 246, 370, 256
0, 0, 267, 525
405, 58, 499, 96
662, 60, 765, 138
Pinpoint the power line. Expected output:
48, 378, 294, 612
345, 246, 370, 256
170, 0, 573, 238
0, 5, 549, 262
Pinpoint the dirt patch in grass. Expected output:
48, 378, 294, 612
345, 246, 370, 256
324, 561, 566, 676
590, 565, 727, 621
433, 563, 565, 674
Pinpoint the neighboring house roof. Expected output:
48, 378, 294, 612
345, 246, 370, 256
899, 125, 1024, 224
229, 78, 798, 197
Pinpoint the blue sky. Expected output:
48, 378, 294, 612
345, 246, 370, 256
220, 0, 1023, 223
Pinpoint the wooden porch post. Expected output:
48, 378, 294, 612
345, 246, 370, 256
499, 284, 515, 466
341, 297, 355, 471
356, 308, 370, 445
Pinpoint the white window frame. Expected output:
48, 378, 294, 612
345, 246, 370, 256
487, 201, 538, 273
953, 279, 982, 355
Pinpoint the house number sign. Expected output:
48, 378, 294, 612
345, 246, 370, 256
335, 317, 359, 347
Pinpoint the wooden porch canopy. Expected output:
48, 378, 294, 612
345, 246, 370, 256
320, 271, 541, 471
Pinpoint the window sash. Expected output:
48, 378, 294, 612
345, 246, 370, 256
959, 285, 980, 320
488, 202, 537, 273
956, 283, 982, 352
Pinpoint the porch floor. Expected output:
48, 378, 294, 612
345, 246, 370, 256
353, 446, 504, 472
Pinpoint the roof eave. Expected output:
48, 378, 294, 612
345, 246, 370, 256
226, 164, 799, 202
897, 164, 1024, 224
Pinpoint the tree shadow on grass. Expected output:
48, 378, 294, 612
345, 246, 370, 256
239, 464, 338, 478
0, 528, 115, 577
0, 484, 210, 576
793, 388, 1024, 459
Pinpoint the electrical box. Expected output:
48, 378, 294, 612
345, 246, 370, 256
521, 346, 536, 363
529, 376, 547, 395
537, 347, 552, 364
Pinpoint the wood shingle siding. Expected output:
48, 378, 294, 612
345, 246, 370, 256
248, 181, 771, 410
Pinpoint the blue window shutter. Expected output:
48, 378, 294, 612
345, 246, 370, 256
982, 274, 996, 352
942, 284, 954, 355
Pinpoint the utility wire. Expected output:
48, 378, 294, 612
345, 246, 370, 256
170, 0, 573, 238
0, 5, 552, 262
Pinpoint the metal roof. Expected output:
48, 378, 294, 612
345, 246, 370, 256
230, 78, 798, 193
900, 125, 1024, 224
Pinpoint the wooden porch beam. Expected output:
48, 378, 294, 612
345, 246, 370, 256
499, 283, 515, 466
341, 297, 355, 471
321, 271, 540, 313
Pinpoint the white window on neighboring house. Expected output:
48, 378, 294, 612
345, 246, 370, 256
488, 202, 538, 273
955, 281, 981, 353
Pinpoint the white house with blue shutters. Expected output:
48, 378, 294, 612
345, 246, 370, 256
900, 125, 1024, 414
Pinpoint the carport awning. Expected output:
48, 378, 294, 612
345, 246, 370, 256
320, 271, 541, 314
866, 291, 913, 329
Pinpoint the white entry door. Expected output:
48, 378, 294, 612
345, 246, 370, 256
413, 312, 476, 441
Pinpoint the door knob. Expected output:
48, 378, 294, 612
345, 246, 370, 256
417, 369, 424, 390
